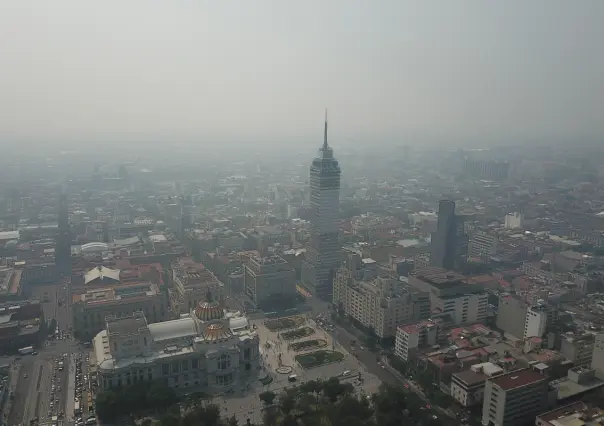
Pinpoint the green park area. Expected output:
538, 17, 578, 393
289, 339, 327, 352
265, 315, 304, 332
281, 326, 314, 340
295, 350, 344, 368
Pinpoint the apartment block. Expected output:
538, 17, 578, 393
560, 332, 595, 367
409, 268, 487, 325
524, 303, 559, 339
481, 368, 549, 426
468, 231, 498, 261
496, 296, 528, 340
394, 319, 443, 361
333, 253, 430, 339
451, 362, 503, 407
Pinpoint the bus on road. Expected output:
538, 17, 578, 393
18, 346, 34, 355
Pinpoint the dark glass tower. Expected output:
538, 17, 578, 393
301, 111, 341, 300
430, 200, 468, 270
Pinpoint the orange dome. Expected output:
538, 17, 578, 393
195, 300, 223, 321
202, 322, 232, 341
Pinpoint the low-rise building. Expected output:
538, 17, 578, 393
536, 401, 604, 426
394, 319, 443, 361
450, 362, 503, 407
93, 303, 259, 393
0, 300, 44, 352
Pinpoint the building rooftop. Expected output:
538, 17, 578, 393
73, 282, 160, 305
84, 266, 121, 285
453, 369, 487, 387
398, 319, 440, 334
413, 267, 467, 288
251, 255, 287, 265
536, 401, 604, 426
489, 368, 546, 391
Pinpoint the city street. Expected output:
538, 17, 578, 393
302, 295, 459, 424
7, 278, 86, 426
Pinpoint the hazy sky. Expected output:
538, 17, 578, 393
1, 1, 603, 149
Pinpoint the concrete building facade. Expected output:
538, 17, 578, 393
560, 333, 595, 367
72, 268, 169, 339
93, 305, 259, 393
496, 296, 528, 340
394, 319, 442, 361
243, 255, 296, 307
333, 253, 430, 339
481, 368, 549, 426
409, 268, 487, 325
170, 257, 224, 316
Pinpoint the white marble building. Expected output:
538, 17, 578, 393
93, 300, 260, 392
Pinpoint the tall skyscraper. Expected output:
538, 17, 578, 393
301, 111, 342, 301
429, 200, 468, 270
56, 192, 72, 276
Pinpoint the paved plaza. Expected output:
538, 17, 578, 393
210, 315, 381, 424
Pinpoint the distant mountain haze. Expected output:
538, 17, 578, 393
0, 1, 602, 148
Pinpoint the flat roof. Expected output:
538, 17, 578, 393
490, 368, 546, 391
413, 267, 467, 287
550, 375, 604, 400
453, 369, 487, 387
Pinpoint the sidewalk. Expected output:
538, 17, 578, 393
1, 364, 21, 426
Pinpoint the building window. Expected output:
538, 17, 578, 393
215, 373, 233, 386
182, 360, 189, 371
218, 354, 231, 370
172, 361, 180, 374
191, 359, 199, 369
162, 363, 170, 376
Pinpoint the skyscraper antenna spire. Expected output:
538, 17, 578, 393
323, 108, 328, 149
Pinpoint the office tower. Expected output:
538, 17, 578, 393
481, 368, 549, 426
301, 111, 342, 300
429, 200, 468, 270
55, 193, 71, 276
409, 268, 487, 325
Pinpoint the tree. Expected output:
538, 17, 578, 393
259, 390, 277, 406
225, 415, 239, 426
95, 390, 120, 422
147, 382, 178, 411
364, 335, 377, 350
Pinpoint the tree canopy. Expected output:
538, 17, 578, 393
96, 378, 447, 426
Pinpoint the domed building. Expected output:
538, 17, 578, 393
93, 296, 260, 393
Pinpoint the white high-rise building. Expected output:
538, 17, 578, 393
301, 111, 342, 300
